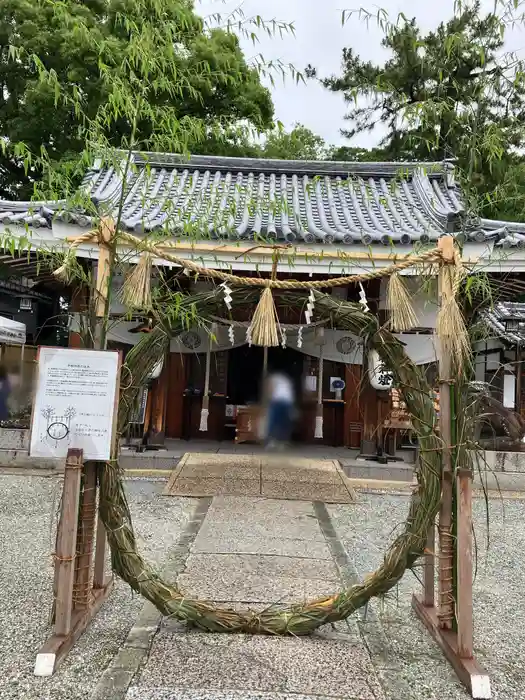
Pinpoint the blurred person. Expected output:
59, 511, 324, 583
264, 370, 295, 448
0, 365, 10, 421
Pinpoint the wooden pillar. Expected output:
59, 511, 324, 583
165, 353, 187, 439
361, 349, 378, 451
54, 449, 83, 636
344, 364, 362, 448
437, 236, 455, 631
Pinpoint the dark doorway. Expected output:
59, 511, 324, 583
227, 345, 304, 405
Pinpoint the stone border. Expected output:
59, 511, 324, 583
313, 502, 414, 700
90, 497, 212, 700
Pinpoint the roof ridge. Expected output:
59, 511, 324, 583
112, 150, 450, 178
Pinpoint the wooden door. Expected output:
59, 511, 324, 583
165, 353, 188, 439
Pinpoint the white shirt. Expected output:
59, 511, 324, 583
269, 373, 294, 403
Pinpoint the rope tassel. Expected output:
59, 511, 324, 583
53, 247, 78, 283
249, 285, 280, 347
386, 272, 418, 331
121, 253, 153, 310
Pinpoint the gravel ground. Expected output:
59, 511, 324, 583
0, 474, 195, 700
330, 492, 525, 700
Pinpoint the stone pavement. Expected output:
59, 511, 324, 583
94, 495, 405, 700
163, 453, 356, 503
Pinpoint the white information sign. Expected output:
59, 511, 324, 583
29, 347, 120, 461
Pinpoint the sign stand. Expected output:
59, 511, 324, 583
34, 449, 113, 676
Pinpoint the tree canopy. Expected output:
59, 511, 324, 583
0, 0, 274, 198
308, 1, 525, 220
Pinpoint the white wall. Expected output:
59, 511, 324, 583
379, 277, 438, 329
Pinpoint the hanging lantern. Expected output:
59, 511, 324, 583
368, 349, 393, 391
148, 358, 164, 381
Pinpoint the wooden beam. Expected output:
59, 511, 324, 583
413, 595, 491, 699
54, 449, 83, 636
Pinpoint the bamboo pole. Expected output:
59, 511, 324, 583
90, 218, 115, 581
437, 236, 455, 630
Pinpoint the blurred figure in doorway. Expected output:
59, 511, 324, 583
264, 370, 295, 449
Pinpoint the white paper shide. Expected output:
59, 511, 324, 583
29, 348, 120, 460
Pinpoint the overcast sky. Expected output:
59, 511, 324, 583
200, 0, 525, 149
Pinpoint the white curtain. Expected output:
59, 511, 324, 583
70, 314, 437, 366
0, 316, 26, 344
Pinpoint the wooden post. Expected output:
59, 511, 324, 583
73, 461, 98, 608
412, 237, 491, 699
456, 467, 473, 658
54, 449, 83, 635
437, 236, 455, 631
94, 217, 114, 321
423, 522, 436, 607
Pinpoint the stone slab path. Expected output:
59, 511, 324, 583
93, 495, 407, 700
163, 454, 356, 503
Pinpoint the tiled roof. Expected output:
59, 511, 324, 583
481, 218, 525, 248
482, 302, 525, 343
0, 151, 523, 246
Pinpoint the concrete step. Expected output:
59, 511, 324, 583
340, 459, 414, 482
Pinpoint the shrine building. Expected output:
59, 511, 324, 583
1, 152, 525, 452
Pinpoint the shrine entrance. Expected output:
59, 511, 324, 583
226, 345, 304, 405
226, 345, 305, 444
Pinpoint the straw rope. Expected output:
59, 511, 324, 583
119, 231, 442, 289
60, 224, 443, 290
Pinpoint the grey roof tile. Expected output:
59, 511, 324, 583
0, 151, 522, 246
482, 302, 525, 343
